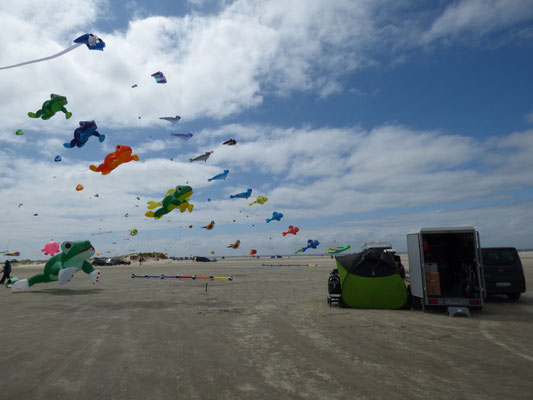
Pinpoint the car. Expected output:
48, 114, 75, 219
481, 247, 526, 300
92, 258, 107, 266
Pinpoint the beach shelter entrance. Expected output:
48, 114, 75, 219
335, 249, 407, 309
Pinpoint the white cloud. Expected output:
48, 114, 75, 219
423, 0, 533, 43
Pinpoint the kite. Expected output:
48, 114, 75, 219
266, 212, 283, 223
210, 251, 215, 255
54, 156, 62, 162
131, 274, 233, 281
93, 194, 99, 198
325, 245, 351, 254
15, 129, 23, 135
249, 249, 257, 257
151, 71, 167, 83
76, 184, 84, 191
89, 145, 139, 175
0, 33, 105, 71
64, 121, 105, 148
262, 263, 317, 267
28, 94, 72, 120
91, 231, 112, 236
282, 225, 299, 236
124, 213, 129, 217
223, 139, 237, 145
145, 185, 194, 219
11, 240, 100, 292
202, 221, 215, 230
131, 84, 138, 88
33, 214, 38, 216
230, 189, 252, 199
208, 170, 229, 182
41, 240, 60, 256
295, 240, 320, 254
190, 151, 213, 162
2, 252, 20, 257
170, 133, 193, 140
249, 195, 268, 206
18, 204, 23, 208
159, 116, 181, 124
129, 229, 138, 236
227, 240, 240, 249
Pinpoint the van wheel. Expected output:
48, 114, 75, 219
507, 293, 521, 301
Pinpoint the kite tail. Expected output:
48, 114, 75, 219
89, 165, 99, 172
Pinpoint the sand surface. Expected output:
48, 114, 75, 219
1, 255, 532, 399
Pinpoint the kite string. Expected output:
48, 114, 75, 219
0, 43, 83, 70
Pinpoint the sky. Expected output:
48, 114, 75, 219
1, 0, 533, 260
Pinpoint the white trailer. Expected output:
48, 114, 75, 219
407, 227, 485, 316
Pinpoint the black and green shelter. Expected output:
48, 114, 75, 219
335, 249, 407, 309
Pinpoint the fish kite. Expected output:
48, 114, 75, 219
208, 170, 229, 182
89, 145, 139, 175
145, 185, 194, 219
28, 94, 72, 120
64, 121, 105, 148
190, 151, 213, 162
266, 212, 283, 223
1, 251, 20, 256
202, 221, 215, 230
227, 240, 240, 249
151, 71, 167, 83
159, 116, 181, 124
41, 240, 60, 256
295, 240, 320, 254
170, 133, 193, 140
230, 189, 252, 199
325, 245, 351, 254
249, 195, 268, 206
223, 139, 237, 145
282, 225, 299, 236
0, 33, 105, 70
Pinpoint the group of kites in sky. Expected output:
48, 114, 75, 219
1, 33, 351, 291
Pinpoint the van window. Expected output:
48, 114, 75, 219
482, 249, 519, 265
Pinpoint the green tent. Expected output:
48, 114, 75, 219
335, 249, 407, 309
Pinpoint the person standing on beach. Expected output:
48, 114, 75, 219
139, 257, 143, 266
0, 260, 12, 284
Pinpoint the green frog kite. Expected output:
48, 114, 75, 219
145, 185, 194, 219
12, 240, 100, 292
28, 93, 72, 120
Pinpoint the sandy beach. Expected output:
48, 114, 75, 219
1, 254, 532, 399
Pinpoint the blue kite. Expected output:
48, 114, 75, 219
170, 133, 193, 141
64, 121, 105, 148
208, 170, 229, 182
266, 212, 283, 223
151, 71, 167, 83
295, 240, 320, 254
230, 189, 252, 199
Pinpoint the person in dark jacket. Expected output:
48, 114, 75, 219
1, 260, 12, 284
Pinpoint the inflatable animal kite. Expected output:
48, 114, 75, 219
223, 139, 237, 145
282, 225, 299, 236
28, 94, 72, 120
89, 145, 139, 175
15, 129, 23, 135
230, 189, 252, 199
249, 195, 268, 206
151, 71, 167, 83
202, 221, 215, 230
55, 156, 62, 162
159, 116, 181, 123
190, 151, 213, 162
12, 240, 100, 292
41, 240, 60, 256
129, 229, 138, 236
227, 240, 240, 249
266, 212, 283, 223
208, 170, 229, 182
170, 133, 193, 140
295, 240, 320, 254
145, 185, 194, 219
76, 184, 84, 191
64, 121, 105, 148
325, 245, 351, 254
0, 33, 104, 70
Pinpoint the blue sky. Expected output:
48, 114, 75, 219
1, 0, 533, 260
